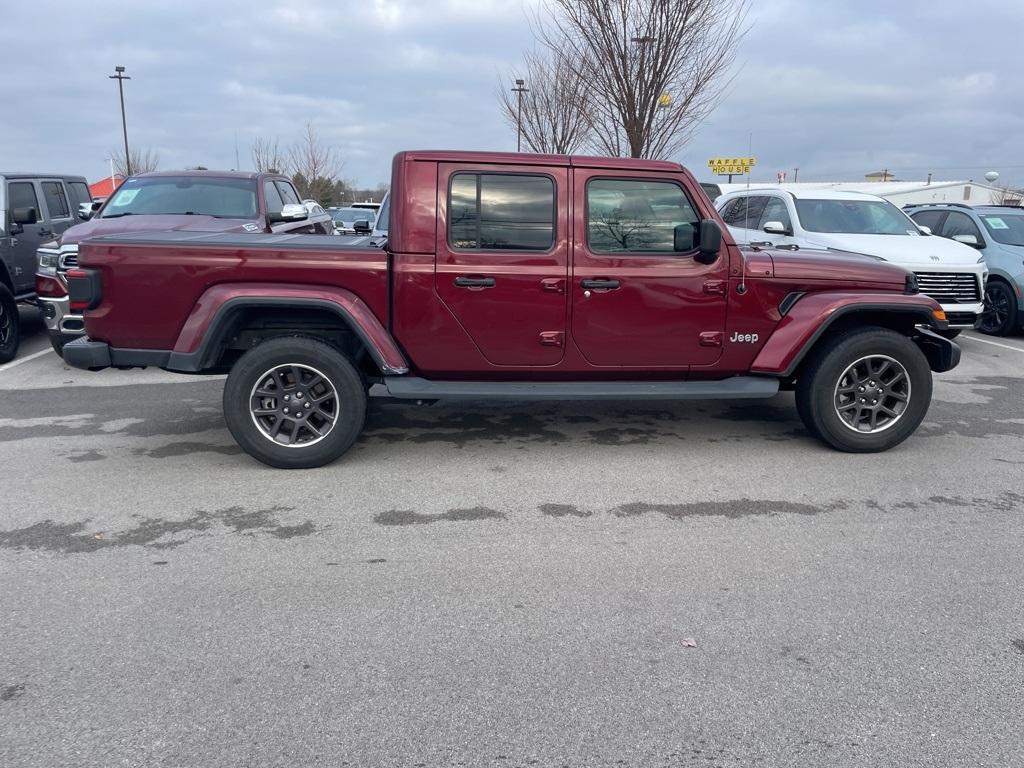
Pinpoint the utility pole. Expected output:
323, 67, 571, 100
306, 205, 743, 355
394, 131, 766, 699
109, 66, 132, 176
793, 167, 799, 182
511, 79, 529, 152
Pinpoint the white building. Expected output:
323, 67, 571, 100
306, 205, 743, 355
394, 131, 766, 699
715, 180, 1016, 207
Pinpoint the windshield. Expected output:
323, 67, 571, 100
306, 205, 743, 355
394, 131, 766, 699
795, 199, 919, 235
375, 196, 389, 233
979, 213, 1024, 246
331, 208, 373, 223
102, 176, 258, 219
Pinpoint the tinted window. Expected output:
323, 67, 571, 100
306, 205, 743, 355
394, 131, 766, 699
103, 176, 259, 219
758, 197, 791, 231
375, 195, 390, 234
42, 181, 70, 218
719, 196, 767, 229
7, 181, 39, 213
940, 211, 983, 243
910, 210, 945, 232
68, 181, 92, 207
276, 181, 301, 206
263, 180, 284, 213
449, 173, 554, 250
587, 178, 698, 253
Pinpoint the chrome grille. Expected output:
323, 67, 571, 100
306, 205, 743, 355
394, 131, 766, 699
58, 250, 79, 269
912, 272, 980, 303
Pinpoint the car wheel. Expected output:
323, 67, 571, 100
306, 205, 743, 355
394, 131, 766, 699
796, 327, 932, 453
979, 279, 1018, 336
223, 336, 367, 469
0, 285, 20, 365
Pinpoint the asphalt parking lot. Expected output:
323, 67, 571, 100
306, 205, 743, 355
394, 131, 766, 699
1, 313, 1023, 768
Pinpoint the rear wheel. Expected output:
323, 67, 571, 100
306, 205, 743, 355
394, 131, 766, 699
979, 279, 1018, 336
223, 337, 367, 468
0, 286, 20, 364
796, 327, 932, 452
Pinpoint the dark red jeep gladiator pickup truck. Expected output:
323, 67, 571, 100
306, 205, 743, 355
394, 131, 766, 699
63, 151, 960, 468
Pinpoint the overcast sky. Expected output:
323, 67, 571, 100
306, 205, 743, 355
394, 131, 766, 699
3, 0, 1023, 188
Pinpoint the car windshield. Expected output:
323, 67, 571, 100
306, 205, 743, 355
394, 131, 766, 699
375, 196, 390, 233
979, 213, 1024, 246
102, 176, 258, 219
795, 199, 919, 235
331, 208, 373, 223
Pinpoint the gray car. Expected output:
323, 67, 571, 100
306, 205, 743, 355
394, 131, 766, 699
0, 172, 90, 362
908, 204, 1024, 335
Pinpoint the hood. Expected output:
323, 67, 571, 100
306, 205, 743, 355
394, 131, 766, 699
749, 246, 910, 288
801, 232, 981, 267
59, 214, 262, 245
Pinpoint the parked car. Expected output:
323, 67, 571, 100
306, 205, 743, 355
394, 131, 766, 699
36, 170, 334, 356
329, 206, 376, 235
906, 203, 1024, 336
715, 188, 988, 337
62, 150, 959, 467
0, 172, 90, 362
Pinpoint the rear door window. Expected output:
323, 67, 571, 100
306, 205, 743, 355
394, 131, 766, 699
41, 181, 71, 220
449, 173, 555, 250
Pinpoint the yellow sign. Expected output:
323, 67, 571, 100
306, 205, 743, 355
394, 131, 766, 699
708, 157, 756, 175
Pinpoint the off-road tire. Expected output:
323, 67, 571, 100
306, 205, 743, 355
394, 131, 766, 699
0, 285, 20, 364
223, 336, 367, 469
796, 327, 932, 453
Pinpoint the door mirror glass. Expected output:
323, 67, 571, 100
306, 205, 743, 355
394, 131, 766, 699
953, 233, 980, 247
12, 206, 37, 225
267, 202, 308, 224
763, 220, 790, 235
697, 219, 722, 264
673, 223, 696, 252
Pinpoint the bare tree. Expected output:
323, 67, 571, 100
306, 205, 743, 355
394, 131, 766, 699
993, 185, 1023, 207
497, 49, 592, 154
536, 0, 749, 159
111, 147, 160, 177
287, 123, 343, 202
251, 136, 285, 174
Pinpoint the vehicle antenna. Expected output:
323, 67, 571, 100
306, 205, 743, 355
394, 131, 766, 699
737, 132, 754, 295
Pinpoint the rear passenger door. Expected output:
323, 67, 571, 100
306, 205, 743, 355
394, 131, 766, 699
436, 163, 569, 366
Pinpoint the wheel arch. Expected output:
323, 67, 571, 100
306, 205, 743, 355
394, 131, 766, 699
167, 287, 409, 375
753, 297, 946, 379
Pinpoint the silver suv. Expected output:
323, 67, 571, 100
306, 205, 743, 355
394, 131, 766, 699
907, 204, 1024, 336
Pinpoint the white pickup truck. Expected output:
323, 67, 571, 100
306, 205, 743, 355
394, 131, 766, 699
715, 188, 988, 335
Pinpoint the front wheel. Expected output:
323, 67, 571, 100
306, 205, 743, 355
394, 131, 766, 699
979, 279, 1018, 336
796, 327, 932, 453
0, 286, 20, 365
223, 337, 367, 468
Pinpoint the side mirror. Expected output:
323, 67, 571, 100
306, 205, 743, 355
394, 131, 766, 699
953, 233, 981, 248
696, 219, 722, 264
267, 203, 308, 224
12, 206, 37, 225
763, 220, 791, 236
917, 225, 932, 235
673, 223, 696, 252
353, 219, 372, 234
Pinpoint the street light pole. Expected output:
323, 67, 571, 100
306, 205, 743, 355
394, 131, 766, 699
109, 65, 132, 176
511, 78, 529, 152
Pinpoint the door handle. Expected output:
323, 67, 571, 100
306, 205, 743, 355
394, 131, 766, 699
454, 276, 496, 288
580, 278, 620, 290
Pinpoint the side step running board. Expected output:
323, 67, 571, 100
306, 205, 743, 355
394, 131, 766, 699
373, 376, 779, 401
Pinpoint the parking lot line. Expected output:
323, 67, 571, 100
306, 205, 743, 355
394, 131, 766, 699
962, 333, 1024, 354
0, 348, 51, 374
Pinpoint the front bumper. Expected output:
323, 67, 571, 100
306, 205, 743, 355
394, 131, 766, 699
38, 295, 86, 336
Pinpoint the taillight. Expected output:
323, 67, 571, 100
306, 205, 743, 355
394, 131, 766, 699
67, 268, 102, 312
